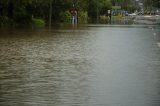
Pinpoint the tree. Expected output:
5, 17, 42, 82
88, 0, 112, 23
144, 0, 160, 9
49, 0, 52, 28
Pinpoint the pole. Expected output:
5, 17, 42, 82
96, 0, 99, 24
49, 0, 52, 28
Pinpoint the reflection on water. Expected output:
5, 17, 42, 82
111, 18, 133, 25
0, 25, 160, 106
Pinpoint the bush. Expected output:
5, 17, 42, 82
59, 11, 71, 23
78, 11, 88, 24
0, 16, 13, 27
14, 8, 32, 25
59, 11, 88, 24
100, 15, 110, 23
32, 18, 45, 27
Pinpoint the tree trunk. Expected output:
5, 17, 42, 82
49, 0, 52, 28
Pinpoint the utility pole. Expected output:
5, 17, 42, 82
96, 0, 99, 24
49, 0, 52, 28
150, 0, 153, 12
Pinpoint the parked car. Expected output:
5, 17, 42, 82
128, 13, 137, 18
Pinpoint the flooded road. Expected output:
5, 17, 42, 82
0, 25, 160, 106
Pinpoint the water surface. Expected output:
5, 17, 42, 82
0, 25, 160, 106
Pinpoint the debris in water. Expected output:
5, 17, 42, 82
153, 33, 157, 36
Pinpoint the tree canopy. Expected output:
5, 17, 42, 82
0, 0, 142, 27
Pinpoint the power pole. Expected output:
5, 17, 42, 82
96, 0, 99, 24
49, 0, 52, 28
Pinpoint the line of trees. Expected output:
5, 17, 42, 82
144, 0, 160, 9
0, 0, 136, 27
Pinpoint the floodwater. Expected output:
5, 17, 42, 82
0, 25, 160, 106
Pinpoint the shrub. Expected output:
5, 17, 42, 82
78, 11, 88, 24
100, 15, 110, 23
14, 8, 32, 25
32, 18, 45, 27
59, 11, 71, 23
0, 16, 12, 27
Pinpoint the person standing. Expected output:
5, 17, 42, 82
108, 10, 112, 24
70, 9, 78, 25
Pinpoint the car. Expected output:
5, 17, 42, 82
128, 13, 137, 18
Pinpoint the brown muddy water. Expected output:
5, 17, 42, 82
0, 25, 160, 106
